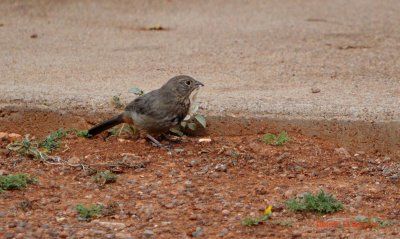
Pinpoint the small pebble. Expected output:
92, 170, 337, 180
215, 164, 227, 172
192, 227, 204, 237
143, 229, 154, 238
311, 87, 321, 93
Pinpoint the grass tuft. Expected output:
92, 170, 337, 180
75, 202, 118, 221
39, 128, 68, 152
74, 129, 91, 138
7, 136, 47, 159
287, 190, 343, 214
262, 131, 289, 146
76, 204, 104, 220
93, 170, 118, 185
0, 173, 37, 192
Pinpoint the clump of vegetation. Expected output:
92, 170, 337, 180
7, 136, 47, 159
76, 202, 118, 221
93, 170, 118, 185
39, 128, 68, 152
242, 206, 272, 226
7, 129, 68, 160
74, 129, 91, 138
262, 131, 289, 146
0, 173, 37, 192
76, 204, 104, 220
286, 190, 343, 214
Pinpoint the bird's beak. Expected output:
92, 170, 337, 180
195, 80, 204, 87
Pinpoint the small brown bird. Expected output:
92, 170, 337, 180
88, 75, 204, 146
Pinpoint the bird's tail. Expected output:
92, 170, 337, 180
88, 113, 127, 137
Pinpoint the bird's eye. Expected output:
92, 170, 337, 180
185, 80, 191, 85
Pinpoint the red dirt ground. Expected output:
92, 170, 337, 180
0, 112, 399, 239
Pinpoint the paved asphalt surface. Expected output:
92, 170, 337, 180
1, 0, 399, 122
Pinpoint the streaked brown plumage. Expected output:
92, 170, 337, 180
87, 75, 204, 146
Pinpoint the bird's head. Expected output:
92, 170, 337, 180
162, 75, 204, 98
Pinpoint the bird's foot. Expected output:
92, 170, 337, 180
146, 134, 173, 152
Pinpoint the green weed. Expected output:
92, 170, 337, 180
74, 129, 91, 138
262, 131, 289, 146
0, 173, 37, 192
7, 136, 47, 159
287, 190, 343, 214
242, 214, 271, 226
93, 170, 118, 185
75, 202, 118, 221
39, 128, 68, 152
76, 204, 104, 220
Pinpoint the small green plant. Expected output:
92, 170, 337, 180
242, 206, 272, 226
128, 87, 144, 96
286, 190, 344, 214
93, 170, 118, 185
7, 136, 47, 159
39, 128, 68, 152
75, 202, 118, 220
242, 214, 271, 226
0, 173, 37, 192
74, 129, 91, 138
262, 131, 289, 146
76, 204, 104, 220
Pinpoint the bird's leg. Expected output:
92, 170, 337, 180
146, 134, 173, 151
160, 133, 182, 144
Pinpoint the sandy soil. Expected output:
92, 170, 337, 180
0, 122, 399, 239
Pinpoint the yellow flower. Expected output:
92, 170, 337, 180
264, 205, 272, 215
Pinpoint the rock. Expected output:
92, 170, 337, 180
8, 133, 22, 141
68, 156, 80, 164
143, 229, 154, 238
334, 147, 351, 158
355, 215, 368, 222
284, 189, 295, 198
255, 185, 267, 195
115, 232, 133, 239
55, 217, 66, 223
222, 209, 230, 216
219, 228, 229, 237
96, 221, 126, 230
137, 204, 154, 220
198, 138, 212, 143
161, 221, 172, 226
292, 230, 302, 238
389, 174, 399, 182
297, 174, 305, 180
192, 227, 204, 237
276, 152, 290, 162
0, 169, 8, 176
0, 132, 9, 141
332, 167, 341, 174
311, 87, 321, 93
215, 164, 227, 172
189, 160, 199, 167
